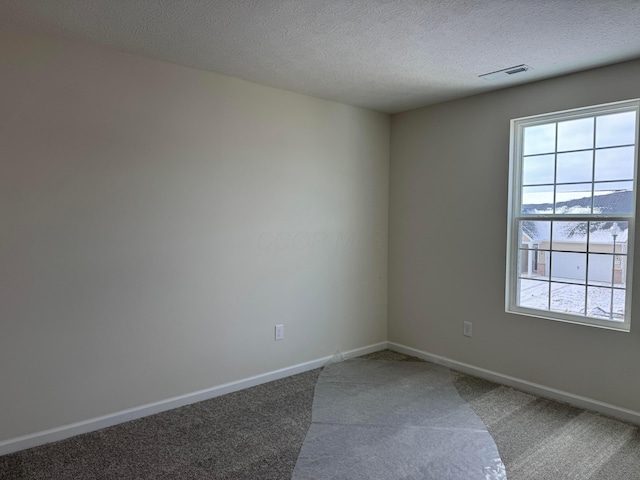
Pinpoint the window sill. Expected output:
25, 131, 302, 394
506, 306, 631, 332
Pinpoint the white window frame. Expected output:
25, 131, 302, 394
506, 99, 640, 332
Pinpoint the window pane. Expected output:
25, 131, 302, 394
556, 151, 592, 183
519, 248, 549, 280
557, 117, 594, 152
594, 146, 635, 181
596, 111, 637, 148
550, 283, 585, 315
555, 184, 592, 214
522, 154, 555, 185
520, 220, 550, 245
524, 124, 556, 155
522, 185, 554, 214
552, 222, 587, 251
588, 221, 628, 254
587, 253, 626, 286
588, 253, 613, 285
586, 286, 614, 319
518, 248, 528, 277
593, 182, 633, 214
518, 278, 549, 310
613, 289, 626, 320
551, 252, 586, 284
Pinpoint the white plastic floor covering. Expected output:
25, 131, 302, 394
292, 359, 506, 480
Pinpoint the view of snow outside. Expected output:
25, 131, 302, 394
517, 109, 636, 321
519, 279, 625, 321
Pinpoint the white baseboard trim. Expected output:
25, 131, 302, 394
0, 342, 387, 456
388, 342, 640, 426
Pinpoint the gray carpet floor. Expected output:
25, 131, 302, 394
1, 349, 639, 479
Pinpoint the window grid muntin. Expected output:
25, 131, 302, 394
520, 124, 634, 215
516, 216, 630, 320
507, 99, 639, 331
522, 143, 636, 160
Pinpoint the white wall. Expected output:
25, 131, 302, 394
389, 59, 640, 412
0, 29, 389, 442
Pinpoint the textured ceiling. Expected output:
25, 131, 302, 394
1, 0, 640, 113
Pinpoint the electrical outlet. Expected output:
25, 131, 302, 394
463, 321, 472, 337
275, 324, 284, 341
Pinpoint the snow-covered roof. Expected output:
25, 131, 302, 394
521, 190, 630, 244
522, 221, 628, 244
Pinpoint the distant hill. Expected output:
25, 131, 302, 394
522, 190, 632, 240
522, 190, 632, 215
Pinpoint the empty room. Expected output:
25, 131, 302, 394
1, 1, 639, 479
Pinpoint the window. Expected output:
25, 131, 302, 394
506, 99, 639, 331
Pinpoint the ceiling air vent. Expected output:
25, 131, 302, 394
479, 64, 533, 81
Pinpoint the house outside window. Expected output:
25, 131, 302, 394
506, 99, 639, 331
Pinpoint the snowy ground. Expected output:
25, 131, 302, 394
519, 276, 625, 321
